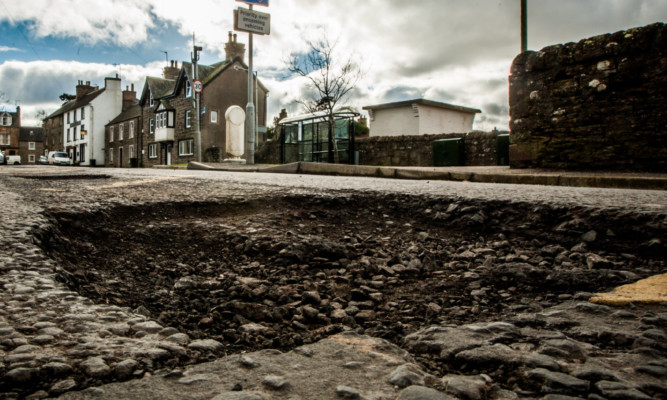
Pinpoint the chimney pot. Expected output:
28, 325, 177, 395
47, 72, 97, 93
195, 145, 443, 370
233, 33, 237, 42
131, 83, 134, 91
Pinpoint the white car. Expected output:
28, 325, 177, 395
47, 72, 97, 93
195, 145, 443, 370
48, 151, 71, 166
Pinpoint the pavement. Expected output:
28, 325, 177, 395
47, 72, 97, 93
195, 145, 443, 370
188, 162, 667, 190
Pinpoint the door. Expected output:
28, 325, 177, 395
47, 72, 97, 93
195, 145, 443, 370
166, 144, 172, 165
119, 147, 124, 168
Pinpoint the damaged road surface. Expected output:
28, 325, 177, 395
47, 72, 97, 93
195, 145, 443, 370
0, 168, 665, 399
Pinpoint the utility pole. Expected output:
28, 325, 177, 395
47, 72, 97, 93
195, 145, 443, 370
245, 4, 256, 165
521, 0, 528, 53
192, 34, 203, 162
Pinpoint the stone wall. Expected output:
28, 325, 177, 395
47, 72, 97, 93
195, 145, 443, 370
509, 23, 667, 171
256, 131, 505, 167
356, 131, 505, 167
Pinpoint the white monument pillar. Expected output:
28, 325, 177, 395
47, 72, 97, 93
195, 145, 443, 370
224, 105, 246, 163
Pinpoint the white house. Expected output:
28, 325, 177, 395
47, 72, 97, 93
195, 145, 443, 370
48, 77, 122, 166
363, 99, 481, 137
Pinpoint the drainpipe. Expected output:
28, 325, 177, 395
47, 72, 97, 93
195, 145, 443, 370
89, 104, 94, 166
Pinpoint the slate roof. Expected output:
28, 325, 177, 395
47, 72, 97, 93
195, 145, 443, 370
19, 127, 44, 142
47, 88, 105, 119
107, 103, 141, 126
0, 104, 19, 113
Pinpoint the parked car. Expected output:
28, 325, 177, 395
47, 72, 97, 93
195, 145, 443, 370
38, 155, 49, 165
0, 151, 4, 165
48, 151, 71, 166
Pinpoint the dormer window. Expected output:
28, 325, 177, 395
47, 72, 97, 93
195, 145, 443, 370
0, 112, 11, 126
185, 79, 192, 98
150, 91, 154, 107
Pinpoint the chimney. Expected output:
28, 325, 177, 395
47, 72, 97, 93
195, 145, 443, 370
163, 60, 180, 80
76, 80, 96, 99
225, 31, 246, 62
122, 84, 137, 111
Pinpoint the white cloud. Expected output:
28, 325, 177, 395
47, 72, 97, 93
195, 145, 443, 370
1, 0, 155, 46
0, 45, 23, 52
0, 59, 163, 126
2, 0, 666, 130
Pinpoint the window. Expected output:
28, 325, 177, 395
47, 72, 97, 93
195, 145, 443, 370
81, 107, 85, 119
1, 113, 11, 126
185, 79, 192, 98
129, 121, 134, 138
211, 111, 218, 123
109, 148, 114, 163
129, 145, 134, 159
29, 142, 36, 150
109, 126, 114, 142
67, 128, 71, 142
119, 124, 124, 140
149, 91, 154, 107
185, 110, 192, 128
80, 124, 85, 140
0, 133, 9, 145
178, 139, 194, 156
67, 112, 70, 123
29, 155, 35, 163
148, 143, 158, 158
74, 109, 77, 121
149, 118, 155, 134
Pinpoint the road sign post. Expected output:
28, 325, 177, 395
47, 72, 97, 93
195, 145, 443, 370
234, 2, 270, 165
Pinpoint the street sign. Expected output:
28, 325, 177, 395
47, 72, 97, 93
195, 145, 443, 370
234, 7, 271, 35
236, 0, 269, 6
193, 79, 203, 93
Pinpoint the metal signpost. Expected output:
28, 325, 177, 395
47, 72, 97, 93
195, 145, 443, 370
234, 0, 270, 165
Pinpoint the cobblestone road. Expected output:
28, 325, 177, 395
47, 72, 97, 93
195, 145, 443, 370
0, 166, 665, 399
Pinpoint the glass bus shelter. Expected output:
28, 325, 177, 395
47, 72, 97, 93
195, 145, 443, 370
279, 110, 358, 164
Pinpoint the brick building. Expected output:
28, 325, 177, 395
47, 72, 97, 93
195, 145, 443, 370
0, 105, 20, 158
138, 33, 268, 167
105, 85, 140, 167
19, 127, 45, 164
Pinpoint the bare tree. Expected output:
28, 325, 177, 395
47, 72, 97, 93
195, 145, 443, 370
286, 35, 362, 163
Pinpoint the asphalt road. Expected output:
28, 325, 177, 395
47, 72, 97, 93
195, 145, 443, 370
2, 165, 665, 214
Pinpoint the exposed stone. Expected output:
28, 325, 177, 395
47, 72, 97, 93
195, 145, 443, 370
388, 364, 425, 388
398, 385, 457, 400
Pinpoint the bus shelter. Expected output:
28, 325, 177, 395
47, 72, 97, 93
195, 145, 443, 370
279, 110, 358, 164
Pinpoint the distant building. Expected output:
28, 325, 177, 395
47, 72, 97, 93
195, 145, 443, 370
45, 77, 123, 166
0, 105, 20, 157
105, 85, 140, 167
19, 127, 44, 164
363, 99, 481, 137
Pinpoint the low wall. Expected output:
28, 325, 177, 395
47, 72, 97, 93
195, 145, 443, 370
509, 23, 667, 171
256, 131, 505, 167
356, 131, 505, 167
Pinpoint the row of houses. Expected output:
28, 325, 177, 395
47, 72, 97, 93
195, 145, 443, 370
42, 32, 268, 167
0, 105, 45, 164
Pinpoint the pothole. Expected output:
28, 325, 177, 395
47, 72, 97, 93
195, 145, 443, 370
36, 193, 665, 380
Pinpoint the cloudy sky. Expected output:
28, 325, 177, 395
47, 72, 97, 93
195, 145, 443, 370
1, 0, 665, 129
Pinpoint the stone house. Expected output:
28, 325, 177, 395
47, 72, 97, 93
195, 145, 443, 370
138, 33, 268, 167
45, 77, 122, 166
0, 105, 20, 158
18, 127, 45, 164
43, 113, 64, 157
363, 99, 480, 137
105, 85, 140, 168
